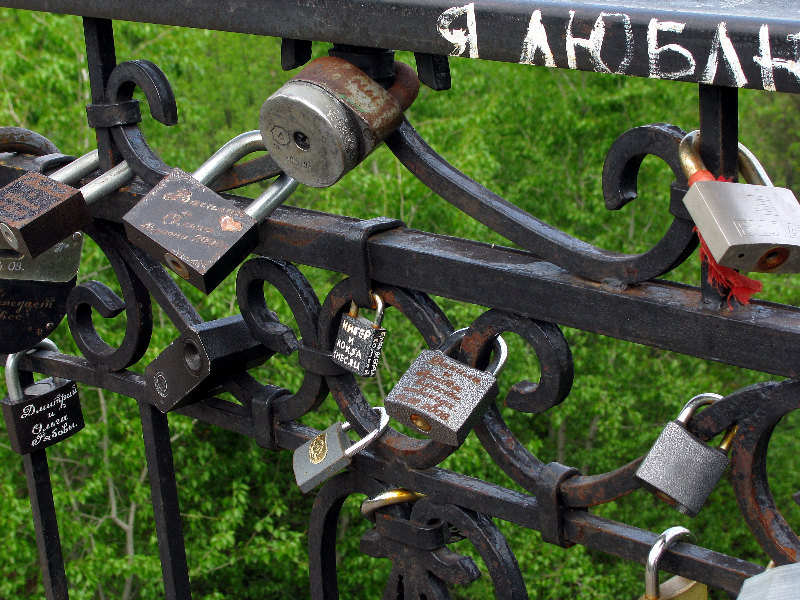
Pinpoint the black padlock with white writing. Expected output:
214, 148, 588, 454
1, 339, 84, 455
385, 328, 507, 446
332, 293, 387, 377
293, 406, 389, 493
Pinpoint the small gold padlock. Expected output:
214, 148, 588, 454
639, 526, 708, 600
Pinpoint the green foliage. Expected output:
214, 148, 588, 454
0, 7, 798, 599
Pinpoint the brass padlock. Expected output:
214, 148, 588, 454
260, 57, 419, 188
679, 130, 800, 273
332, 293, 387, 377
639, 527, 707, 600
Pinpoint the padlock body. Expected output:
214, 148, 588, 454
385, 349, 498, 446
0, 235, 82, 353
260, 81, 362, 188
737, 563, 800, 600
0, 171, 91, 258
684, 180, 800, 273
634, 420, 730, 517
123, 168, 258, 293
293, 422, 352, 493
2, 378, 84, 454
332, 313, 386, 377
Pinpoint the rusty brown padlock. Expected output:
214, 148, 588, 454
259, 57, 419, 188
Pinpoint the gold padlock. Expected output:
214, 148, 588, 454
638, 527, 708, 600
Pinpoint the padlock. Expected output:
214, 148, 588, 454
260, 57, 419, 187
634, 393, 737, 517
737, 561, 799, 599
293, 406, 389, 493
123, 130, 299, 294
0, 152, 134, 258
384, 328, 507, 447
639, 526, 707, 600
679, 130, 800, 273
2, 339, 84, 455
332, 293, 387, 377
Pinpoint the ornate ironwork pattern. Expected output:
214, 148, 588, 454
2, 2, 800, 598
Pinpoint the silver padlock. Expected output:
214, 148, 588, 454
679, 130, 800, 273
260, 57, 419, 188
332, 293, 387, 377
635, 393, 737, 517
293, 406, 389, 493
738, 562, 800, 599
638, 527, 707, 600
384, 328, 507, 447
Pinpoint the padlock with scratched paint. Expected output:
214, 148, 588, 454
384, 328, 507, 446
123, 130, 299, 294
634, 393, 737, 517
2, 339, 84, 455
679, 130, 800, 273
0, 151, 134, 258
260, 57, 419, 188
293, 406, 389, 493
332, 293, 387, 377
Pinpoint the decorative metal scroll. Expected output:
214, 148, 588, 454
1, 7, 799, 600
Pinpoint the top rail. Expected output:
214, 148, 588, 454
4, 0, 800, 93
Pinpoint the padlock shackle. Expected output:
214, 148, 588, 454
192, 130, 265, 186
80, 160, 135, 206
50, 150, 100, 186
360, 488, 426, 519
5, 338, 58, 402
438, 328, 508, 377
645, 526, 697, 599
343, 406, 389, 458
678, 130, 773, 186
244, 172, 300, 223
675, 392, 722, 425
349, 293, 386, 325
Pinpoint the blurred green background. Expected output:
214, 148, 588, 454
1, 8, 799, 599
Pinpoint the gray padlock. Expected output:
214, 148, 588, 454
123, 130, 299, 293
635, 393, 737, 517
384, 328, 507, 447
293, 406, 389, 493
332, 293, 387, 377
679, 130, 800, 273
639, 527, 707, 600
0, 152, 134, 258
738, 562, 800, 599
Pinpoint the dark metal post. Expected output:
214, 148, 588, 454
82, 17, 118, 171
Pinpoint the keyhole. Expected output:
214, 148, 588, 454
293, 131, 310, 151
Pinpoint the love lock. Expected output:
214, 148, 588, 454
679, 130, 800, 273
384, 328, 507, 446
260, 56, 419, 187
332, 292, 387, 377
293, 406, 390, 493
0, 152, 134, 258
634, 393, 737, 517
123, 130, 298, 294
638, 527, 707, 600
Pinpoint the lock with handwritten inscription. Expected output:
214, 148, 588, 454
0, 152, 134, 258
332, 293, 387, 377
293, 406, 389, 493
679, 130, 800, 273
385, 328, 507, 446
123, 130, 299, 294
2, 339, 84, 455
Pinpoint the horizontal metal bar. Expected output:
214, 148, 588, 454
257, 205, 800, 378
4, 0, 800, 92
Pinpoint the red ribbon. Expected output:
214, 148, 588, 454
689, 170, 762, 307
